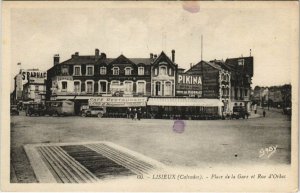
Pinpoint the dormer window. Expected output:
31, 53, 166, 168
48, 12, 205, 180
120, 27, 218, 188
138, 67, 144, 75
73, 65, 81, 76
61, 66, 69, 75
86, 65, 94, 76
112, 67, 119, 75
100, 67, 106, 75
125, 67, 132, 75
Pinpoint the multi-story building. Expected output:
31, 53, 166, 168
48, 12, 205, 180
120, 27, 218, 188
46, 49, 153, 114
22, 76, 46, 103
151, 50, 177, 97
13, 68, 47, 102
223, 56, 254, 112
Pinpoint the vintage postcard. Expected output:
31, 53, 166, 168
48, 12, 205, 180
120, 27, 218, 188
1, 1, 299, 192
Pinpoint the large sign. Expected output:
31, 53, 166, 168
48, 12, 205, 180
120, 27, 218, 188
22, 71, 47, 80
176, 74, 202, 97
89, 97, 147, 107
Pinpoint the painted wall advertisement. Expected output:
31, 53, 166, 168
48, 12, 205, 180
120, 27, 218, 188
176, 74, 202, 97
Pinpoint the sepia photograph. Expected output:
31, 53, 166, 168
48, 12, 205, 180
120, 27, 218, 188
1, 1, 299, 192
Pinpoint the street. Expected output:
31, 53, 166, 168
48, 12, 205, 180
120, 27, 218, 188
10, 108, 291, 183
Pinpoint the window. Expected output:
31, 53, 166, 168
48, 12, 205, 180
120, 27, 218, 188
124, 81, 133, 93
245, 89, 248, 97
62, 66, 69, 75
74, 81, 80, 93
62, 81, 67, 91
138, 67, 144, 75
100, 67, 106, 75
86, 81, 93, 94
74, 66, 81, 76
169, 68, 172, 76
155, 82, 161, 96
160, 66, 167, 75
99, 81, 107, 93
137, 81, 145, 94
238, 59, 244, 66
86, 65, 94, 76
154, 68, 158, 75
35, 85, 39, 91
112, 67, 119, 75
165, 82, 172, 96
125, 67, 132, 75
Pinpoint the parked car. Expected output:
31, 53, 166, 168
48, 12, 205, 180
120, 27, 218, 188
283, 107, 291, 116
45, 100, 75, 116
10, 105, 19, 116
81, 106, 106, 118
26, 103, 46, 116
232, 106, 246, 119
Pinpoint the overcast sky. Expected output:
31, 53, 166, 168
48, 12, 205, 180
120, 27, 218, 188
9, 1, 298, 91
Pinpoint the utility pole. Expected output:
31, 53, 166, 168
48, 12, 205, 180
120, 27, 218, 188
201, 35, 203, 61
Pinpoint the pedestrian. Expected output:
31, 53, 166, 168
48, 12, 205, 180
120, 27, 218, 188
131, 108, 135, 120
127, 107, 131, 119
246, 111, 249, 119
263, 109, 266, 117
133, 108, 137, 120
137, 108, 142, 121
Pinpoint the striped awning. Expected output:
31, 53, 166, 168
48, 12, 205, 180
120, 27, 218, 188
147, 98, 224, 107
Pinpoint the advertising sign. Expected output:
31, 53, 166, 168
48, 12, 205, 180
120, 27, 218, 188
176, 74, 202, 97
89, 97, 147, 107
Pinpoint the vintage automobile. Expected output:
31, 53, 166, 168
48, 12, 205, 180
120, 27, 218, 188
45, 100, 75, 116
283, 107, 291, 116
10, 105, 19, 116
81, 106, 106, 118
26, 103, 46, 116
231, 106, 246, 119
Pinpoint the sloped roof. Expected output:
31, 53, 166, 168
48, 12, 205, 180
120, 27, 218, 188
129, 58, 152, 65
60, 55, 152, 66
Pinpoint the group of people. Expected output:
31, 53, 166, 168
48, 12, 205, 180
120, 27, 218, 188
127, 107, 143, 120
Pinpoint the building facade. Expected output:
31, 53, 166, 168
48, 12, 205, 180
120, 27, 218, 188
45, 49, 253, 118
13, 68, 47, 102
224, 57, 253, 112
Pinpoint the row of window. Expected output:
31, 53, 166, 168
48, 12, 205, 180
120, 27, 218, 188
62, 65, 174, 76
61, 80, 146, 94
68, 66, 145, 76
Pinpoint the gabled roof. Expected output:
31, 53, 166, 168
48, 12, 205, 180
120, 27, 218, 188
152, 51, 176, 67
186, 60, 223, 73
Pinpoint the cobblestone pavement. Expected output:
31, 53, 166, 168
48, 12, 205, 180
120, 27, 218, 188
10, 109, 291, 183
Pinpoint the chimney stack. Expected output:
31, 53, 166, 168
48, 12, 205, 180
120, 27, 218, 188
154, 54, 157, 59
95, 49, 100, 60
171, 49, 175, 62
54, 54, 60, 65
150, 53, 153, 59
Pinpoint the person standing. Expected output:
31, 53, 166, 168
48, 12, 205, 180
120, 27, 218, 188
127, 107, 131, 119
137, 108, 142, 121
263, 109, 266, 117
133, 108, 137, 120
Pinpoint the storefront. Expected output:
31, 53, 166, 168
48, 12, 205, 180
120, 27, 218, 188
88, 97, 148, 118
147, 98, 223, 120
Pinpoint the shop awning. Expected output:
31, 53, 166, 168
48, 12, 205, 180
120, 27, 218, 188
147, 98, 224, 107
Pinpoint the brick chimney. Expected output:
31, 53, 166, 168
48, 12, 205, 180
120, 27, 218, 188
54, 54, 60, 65
171, 50, 175, 62
150, 53, 153, 59
95, 48, 100, 60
